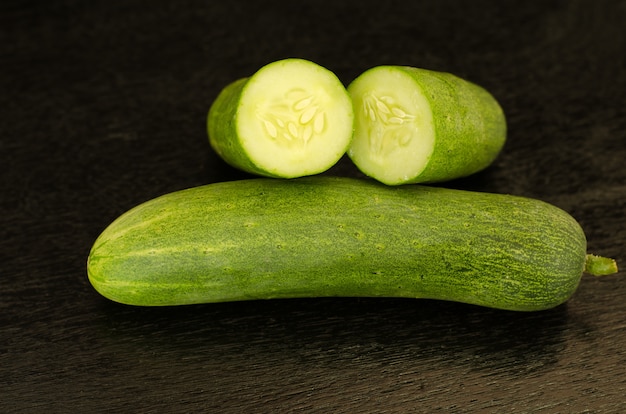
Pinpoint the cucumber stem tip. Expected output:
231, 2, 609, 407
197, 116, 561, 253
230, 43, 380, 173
585, 254, 619, 276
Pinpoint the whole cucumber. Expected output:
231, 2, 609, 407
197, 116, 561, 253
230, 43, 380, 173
87, 177, 616, 311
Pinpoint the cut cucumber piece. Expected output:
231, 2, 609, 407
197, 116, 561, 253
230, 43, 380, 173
207, 59, 354, 178
347, 66, 506, 185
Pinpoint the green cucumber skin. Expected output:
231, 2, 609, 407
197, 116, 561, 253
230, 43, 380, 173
87, 177, 587, 311
207, 77, 261, 175
402, 67, 506, 183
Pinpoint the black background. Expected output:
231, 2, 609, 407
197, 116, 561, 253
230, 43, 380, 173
2, 1, 625, 412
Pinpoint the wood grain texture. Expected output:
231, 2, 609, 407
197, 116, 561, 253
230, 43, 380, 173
2, 0, 625, 412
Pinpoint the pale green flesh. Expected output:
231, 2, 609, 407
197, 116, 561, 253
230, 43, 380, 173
208, 59, 354, 178
87, 177, 588, 311
347, 66, 507, 185
348, 67, 436, 185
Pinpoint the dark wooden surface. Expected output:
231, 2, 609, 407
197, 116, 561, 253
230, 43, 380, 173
2, 1, 625, 412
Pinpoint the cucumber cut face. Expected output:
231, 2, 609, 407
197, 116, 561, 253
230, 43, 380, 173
347, 66, 506, 185
208, 59, 354, 178
347, 67, 436, 185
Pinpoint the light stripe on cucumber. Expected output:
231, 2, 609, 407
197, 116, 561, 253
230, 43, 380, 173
207, 58, 354, 178
347, 66, 507, 185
